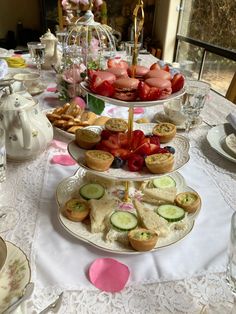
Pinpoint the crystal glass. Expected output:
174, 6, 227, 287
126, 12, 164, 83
27, 41, 41, 62
30, 43, 46, 76
182, 80, 210, 133
56, 31, 68, 70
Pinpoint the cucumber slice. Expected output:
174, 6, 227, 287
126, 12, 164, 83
110, 211, 138, 231
156, 204, 185, 222
153, 176, 176, 189
79, 183, 105, 200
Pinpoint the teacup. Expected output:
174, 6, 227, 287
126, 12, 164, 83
13, 73, 42, 95
0, 237, 7, 273
163, 98, 186, 125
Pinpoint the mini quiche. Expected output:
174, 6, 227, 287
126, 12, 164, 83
105, 118, 128, 132
175, 191, 201, 213
64, 198, 90, 222
75, 129, 101, 149
128, 228, 158, 251
145, 153, 174, 174
152, 122, 176, 143
85, 150, 114, 171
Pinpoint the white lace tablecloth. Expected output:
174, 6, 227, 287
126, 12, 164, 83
1, 59, 236, 313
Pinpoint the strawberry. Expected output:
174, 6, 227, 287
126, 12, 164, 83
146, 135, 160, 146
127, 154, 144, 172
102, 135, 120, 150
100, 129, 112, 140
171, 73, 185, 93
131, 130, 145, 150
95, 80, 115, 97
138, 81, 161, 101
150, 63, 161, 71
117, 132, 129, 148
150, 143, 161, 154
110, 148, 130, 159
162, 64, 170, 72
133, 142, 151, 156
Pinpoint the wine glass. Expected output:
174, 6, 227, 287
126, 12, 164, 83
182, 80, 211, 133
30, 43, 46, 77
56, 31, 68, 70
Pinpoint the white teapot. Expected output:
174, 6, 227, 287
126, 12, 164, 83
40, 29, 62, 70
0, 83, 53, 160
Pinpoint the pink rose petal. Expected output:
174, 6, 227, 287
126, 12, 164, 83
89, 258, 130, 292
50, 154, 76, 166
47, 87, 57, 92
133, 107, 144, 114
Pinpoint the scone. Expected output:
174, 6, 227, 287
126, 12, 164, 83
85, 150, 114, 171
105, 118, 128, 132
145, 153, 174, 174
75, 129, 101, 149
64, 198, 90, 222
152, 122, 176, 143
128, 228, 158, 251
175, 192, 201, 213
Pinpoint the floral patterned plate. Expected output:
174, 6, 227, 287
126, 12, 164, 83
67, 123, 190, 181
56, 168, 201, 254
0, 241, 31, 313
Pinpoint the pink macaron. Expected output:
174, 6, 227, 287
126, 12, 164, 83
144, 69, 172, 81
144, 77, 172, 99
113, 77, 140, 101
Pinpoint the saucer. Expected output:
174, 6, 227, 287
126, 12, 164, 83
28, 84, 45, 95
154, 112, 202, 130
0, 241, 31, 313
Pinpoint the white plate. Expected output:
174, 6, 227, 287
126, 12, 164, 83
154, 112, 202, 130
207, 123, 236, 163
0, 241, 31, 312
56, 168, 200, 254
80, 82, 185, 108
67, 123, 190, 181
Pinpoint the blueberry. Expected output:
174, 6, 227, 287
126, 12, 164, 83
111, 157, 125, 168
164, 146, 175, 154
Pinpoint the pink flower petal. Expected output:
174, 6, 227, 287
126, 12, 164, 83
47, 87, 57, 92
50, 154, 76, 166
89, 258, 130, 292
133, 107, 144, 114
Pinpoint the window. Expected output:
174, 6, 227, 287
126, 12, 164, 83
175, 0, 236, 96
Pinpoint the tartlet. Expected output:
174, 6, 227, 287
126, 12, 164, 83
152, 122, 176, 143
64, 198, 90, 222
145, 153, 174, 174
105, 118, 128, 132
85, 150, 114, 171
75, 129, 101, 149
175, 192, 201, 213
128, 228, 158, 251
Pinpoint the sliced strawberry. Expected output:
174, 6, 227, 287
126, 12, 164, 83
138, 81, 161, 101
127, 154, 144, 172
150, 143, 161, 154
156, 147, 170, 154
133, 142, 151, 156
107, 58, 129, 69
95, 142, 110, 152
117, 132, 129, 148
100, 129, 113, 140
162, 64, 170, 72
95, 80, 115, 97
171, 73, 185, 93
146, 135, 160, 146
110, 148, 130, 159
101, 135, 120, 150
131, 130, 145, 150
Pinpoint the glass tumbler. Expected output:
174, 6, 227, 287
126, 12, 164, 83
0, 128, 6, 183
226, 211, 236, 293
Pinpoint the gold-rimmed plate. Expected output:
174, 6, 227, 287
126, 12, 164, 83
67, 123, 190, 181
56, 169, 200, 254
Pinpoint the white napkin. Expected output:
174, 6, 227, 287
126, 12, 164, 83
226, 112, 236, 131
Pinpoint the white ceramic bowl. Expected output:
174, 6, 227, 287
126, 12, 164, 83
0, 237, 7, 273
163, 98, 186, 125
